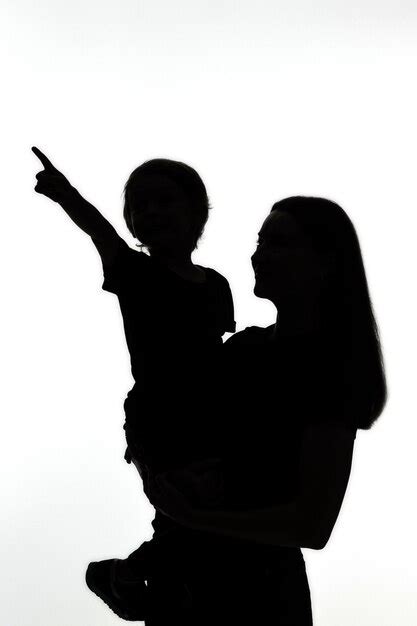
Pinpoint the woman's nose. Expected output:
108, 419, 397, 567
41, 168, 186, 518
251, 250, 260, 266
252, 247, 266, 265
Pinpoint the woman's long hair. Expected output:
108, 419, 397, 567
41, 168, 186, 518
271, 196, 388, 431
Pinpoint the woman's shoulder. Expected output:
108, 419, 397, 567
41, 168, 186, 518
202, 265, 231, 286
224, 324, 273, 347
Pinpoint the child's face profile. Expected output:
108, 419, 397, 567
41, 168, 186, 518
128, 174, 195, 253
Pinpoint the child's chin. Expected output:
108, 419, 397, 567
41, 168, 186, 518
143, 234, 172, 247
151, 236, 189, 251
148, 240, 178, 253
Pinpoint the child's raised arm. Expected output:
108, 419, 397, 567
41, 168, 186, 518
32, 147, 121, 262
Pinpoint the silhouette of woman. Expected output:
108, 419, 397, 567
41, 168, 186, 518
142, 196, 388, 625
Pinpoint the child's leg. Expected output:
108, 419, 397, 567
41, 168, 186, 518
123, 446, 183, 576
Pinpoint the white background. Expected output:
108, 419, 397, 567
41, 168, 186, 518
2, 1, 416, 624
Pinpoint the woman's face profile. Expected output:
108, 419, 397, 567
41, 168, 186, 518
127, 174, 195, 251
251, 209, 323, 302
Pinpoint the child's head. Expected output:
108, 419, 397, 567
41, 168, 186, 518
123, 159, 211, 254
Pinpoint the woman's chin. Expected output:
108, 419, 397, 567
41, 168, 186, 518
253, 281, 270, 298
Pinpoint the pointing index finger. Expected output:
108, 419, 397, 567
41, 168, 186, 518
31, 146, 57, 171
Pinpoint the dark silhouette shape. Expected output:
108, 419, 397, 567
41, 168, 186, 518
32, 147, 237, 621
32, 147, 388, 624
128, 196, 388, 624
261, 197, 388, 430
123, 158, 211, 253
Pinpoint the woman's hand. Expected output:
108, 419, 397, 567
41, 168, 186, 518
32, 146, 75, 203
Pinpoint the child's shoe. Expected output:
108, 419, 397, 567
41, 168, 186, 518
85, 555, 150, 621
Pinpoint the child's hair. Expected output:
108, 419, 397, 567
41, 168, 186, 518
123, 158, 211, 251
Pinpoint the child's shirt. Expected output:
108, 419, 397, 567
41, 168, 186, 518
92, 234, 235, 471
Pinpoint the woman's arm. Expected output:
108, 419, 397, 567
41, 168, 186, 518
148, 423, 356, 551
188, 498, 312, 549
147, 470, 310, 547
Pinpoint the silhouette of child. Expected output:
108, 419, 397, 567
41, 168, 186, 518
32, 147, 235, 620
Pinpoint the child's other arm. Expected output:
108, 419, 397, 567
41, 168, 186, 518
154, 458, 225, 510
32, 147, 120, 261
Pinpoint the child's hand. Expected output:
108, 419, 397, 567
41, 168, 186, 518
157, 458, 225, 509
32, 146, 75, 204
146, 471, 193, 523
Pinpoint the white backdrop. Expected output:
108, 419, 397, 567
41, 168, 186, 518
1, 1, 416, 624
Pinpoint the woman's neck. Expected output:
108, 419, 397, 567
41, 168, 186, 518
271, 296, 321, 340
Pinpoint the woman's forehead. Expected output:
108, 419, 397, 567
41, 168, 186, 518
259, 210, 300, 237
